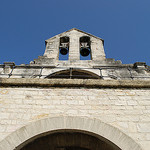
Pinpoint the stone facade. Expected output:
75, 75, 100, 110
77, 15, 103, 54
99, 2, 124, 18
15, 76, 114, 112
0, 82, 150, 149
0, 29, 150, 150
0, 28, 150, 80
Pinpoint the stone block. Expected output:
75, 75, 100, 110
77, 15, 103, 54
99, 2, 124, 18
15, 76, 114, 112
127, 100, 138, 105
137, 123, 150, 132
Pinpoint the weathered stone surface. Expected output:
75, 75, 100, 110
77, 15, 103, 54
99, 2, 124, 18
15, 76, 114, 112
0, 86, 150, 149
1, 78, 150, 88
0, 117, 143, 150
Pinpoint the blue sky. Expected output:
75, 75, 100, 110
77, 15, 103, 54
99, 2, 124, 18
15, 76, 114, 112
0, 0, 150, 65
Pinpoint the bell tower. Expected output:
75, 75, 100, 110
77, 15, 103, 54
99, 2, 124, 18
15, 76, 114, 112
42, 28, 106, 67
0, 28, 150, 150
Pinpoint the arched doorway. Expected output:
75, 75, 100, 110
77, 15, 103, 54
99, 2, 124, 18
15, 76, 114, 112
20, 130, 120, 150
0, 116, 143, 150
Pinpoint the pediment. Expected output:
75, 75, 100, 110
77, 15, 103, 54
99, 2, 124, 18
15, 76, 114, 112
45, 28, 104, 43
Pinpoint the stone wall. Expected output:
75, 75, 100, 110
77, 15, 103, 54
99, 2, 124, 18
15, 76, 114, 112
0, 82, 150, 150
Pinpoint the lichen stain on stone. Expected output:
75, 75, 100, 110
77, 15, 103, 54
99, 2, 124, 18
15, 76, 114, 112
32, 114, 49, 120
25, 95, 32, 99
0, 89, 8, 95
0, 100, 5, 104
125, 91, 136, 96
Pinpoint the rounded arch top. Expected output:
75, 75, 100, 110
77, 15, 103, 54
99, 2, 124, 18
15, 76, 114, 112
45, 69, 101, 79
79, 36, 90, 42
0, 116, 143, 150
60, 36, 70, 43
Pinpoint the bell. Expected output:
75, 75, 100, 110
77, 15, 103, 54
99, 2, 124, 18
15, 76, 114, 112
80, 48, 90, 57
60, 48, 68, 55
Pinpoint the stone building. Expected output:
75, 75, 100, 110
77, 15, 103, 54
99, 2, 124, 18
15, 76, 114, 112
0, 28, 150, 150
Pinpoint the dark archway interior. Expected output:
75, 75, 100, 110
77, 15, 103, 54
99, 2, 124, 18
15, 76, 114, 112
46, 69, 101, 79
20, 131, 121, 150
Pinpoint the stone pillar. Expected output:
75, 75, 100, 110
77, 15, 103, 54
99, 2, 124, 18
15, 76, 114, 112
69, 30, 80, 61
44, 37, 59, 61
91, 38, 106, 61
3, 62, 15, 74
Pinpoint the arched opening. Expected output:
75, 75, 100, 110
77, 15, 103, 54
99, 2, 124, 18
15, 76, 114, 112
0, 116, 143, 150
20, 130, 121, 150
80, 36, 91, 60
45, 69, 101, 79
59, 36, 69, 60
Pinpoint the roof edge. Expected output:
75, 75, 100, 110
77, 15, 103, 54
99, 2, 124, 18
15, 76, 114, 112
45, 28, 104, 43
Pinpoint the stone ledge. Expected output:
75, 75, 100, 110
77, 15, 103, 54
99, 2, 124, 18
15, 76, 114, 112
0, 78, 150, 88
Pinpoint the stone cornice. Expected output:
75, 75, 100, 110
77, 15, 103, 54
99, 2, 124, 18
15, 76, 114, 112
0, 78, 150, 88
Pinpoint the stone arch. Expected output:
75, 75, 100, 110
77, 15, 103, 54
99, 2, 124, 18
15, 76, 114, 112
59, 36, 70, 60
0, 116, 143, 150
79, 36, 91, 58
45, 69, 101, 79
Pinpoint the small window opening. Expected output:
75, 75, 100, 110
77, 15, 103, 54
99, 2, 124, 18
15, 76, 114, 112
59, 37, 69, 60
80, 36, 91, 60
